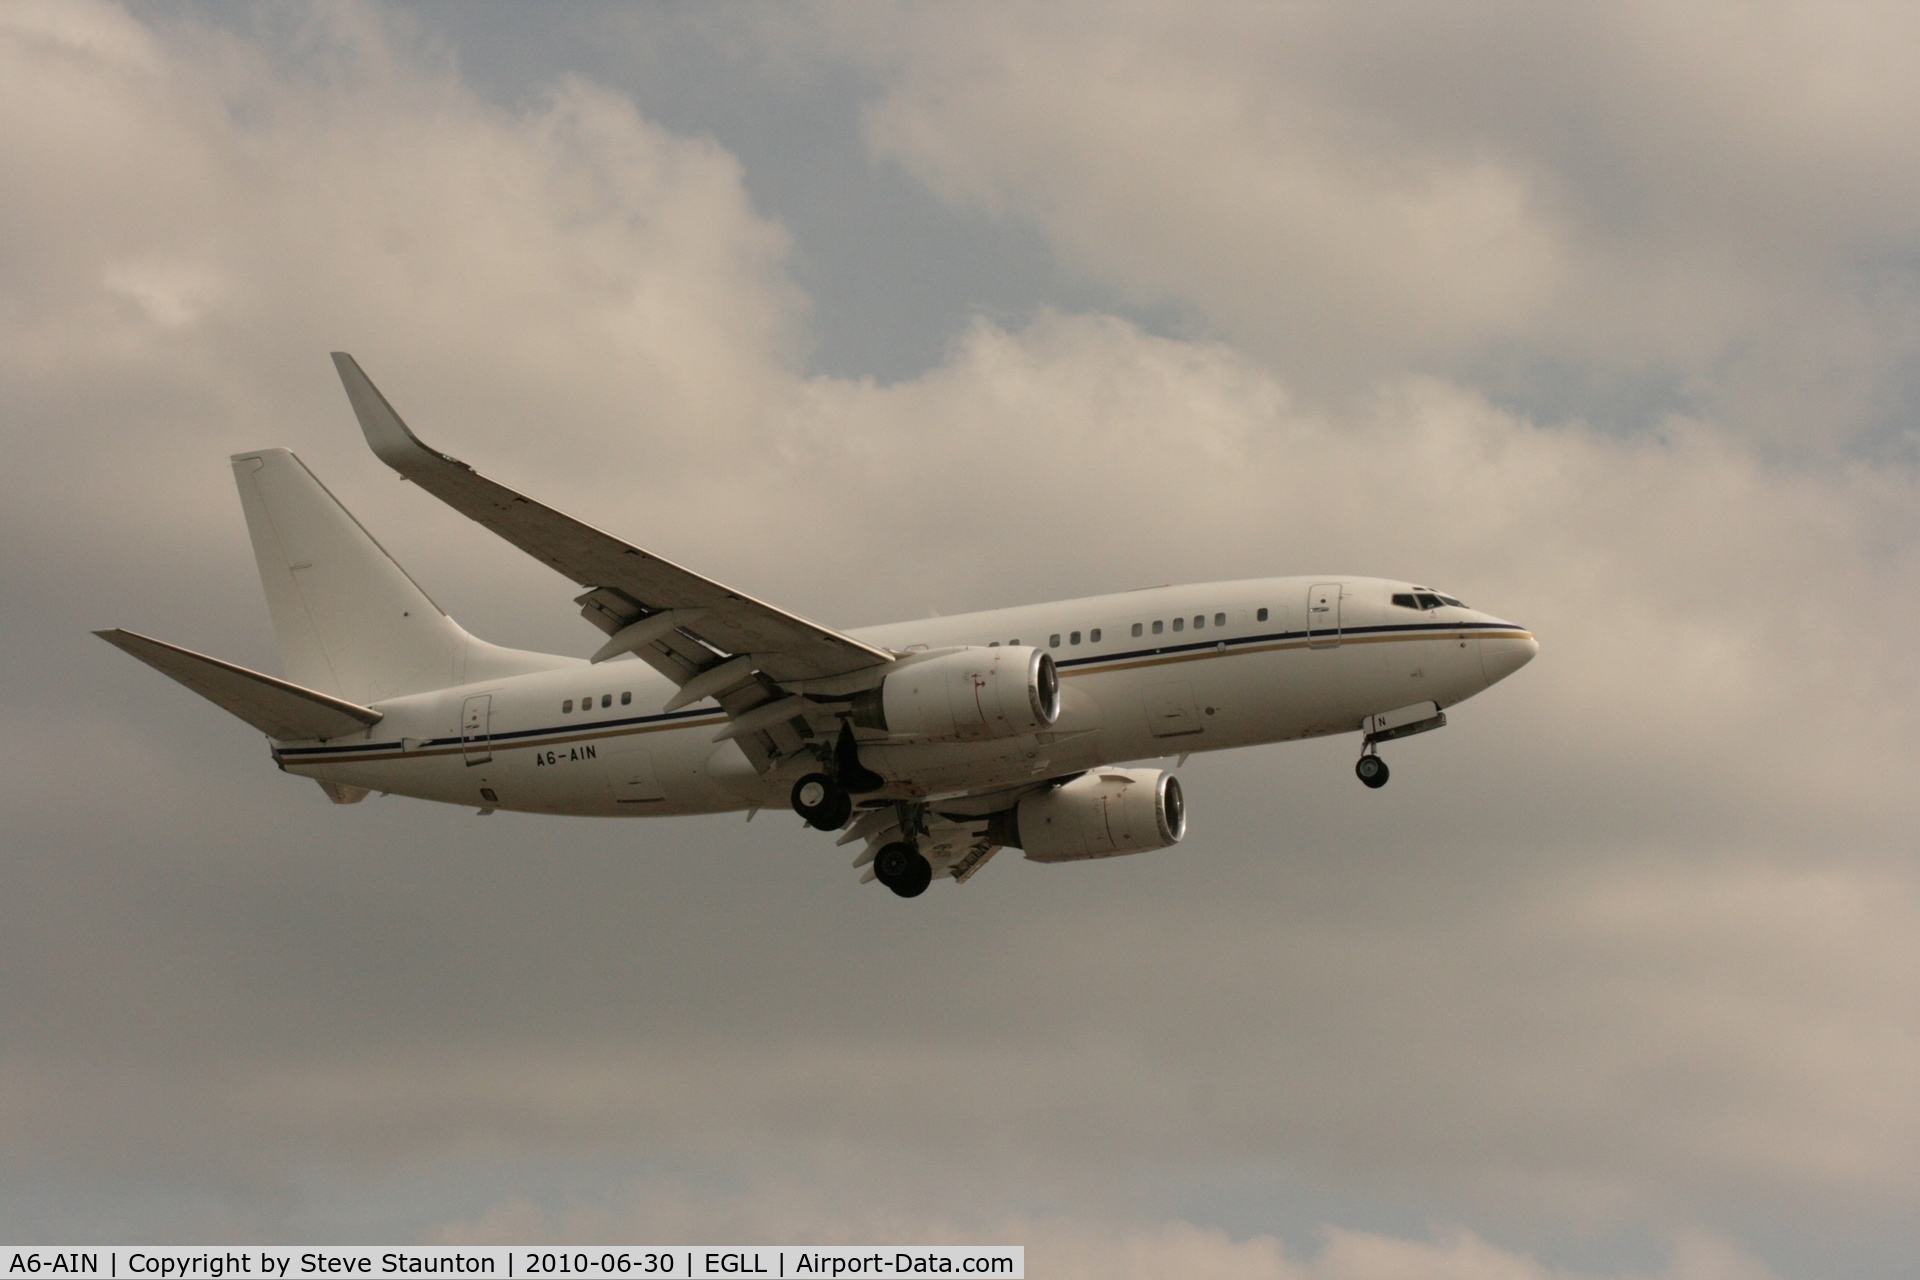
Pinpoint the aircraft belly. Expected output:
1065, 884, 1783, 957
859, 738, 1051, 794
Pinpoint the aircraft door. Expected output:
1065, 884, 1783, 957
1307, 583, 1342, 649
460, 694, 492, 766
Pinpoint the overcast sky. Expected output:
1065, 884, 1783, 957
4, 2, 1920, 1275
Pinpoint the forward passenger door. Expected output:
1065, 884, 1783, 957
1307, 583, 1342, 649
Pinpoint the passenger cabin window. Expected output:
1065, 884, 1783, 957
1050, 634, 1061, 647
1152, 620, 1164, 634
989, 641, 1000, 647
562, 699, 573, 713
621, 691, 632, 705
1172, 618, 1184, 632
1091, 628, 1102, 642
1257, 607, 1269, 622
1193, 615, 1204, 629
1070, 631, 1081, 645
1214, 612, 1226, 627
1132, 623, 1143, 637
601, 694, 612, 708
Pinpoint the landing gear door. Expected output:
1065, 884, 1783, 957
460, 694, 492, 766
1307, 583, 1342, 649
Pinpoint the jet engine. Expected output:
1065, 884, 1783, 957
850, 646, 1059, 742
995, 768, 1186, 862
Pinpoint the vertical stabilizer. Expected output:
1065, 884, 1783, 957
232, 449, 571, 703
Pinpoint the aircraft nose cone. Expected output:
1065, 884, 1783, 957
1479, 631, 1539, 685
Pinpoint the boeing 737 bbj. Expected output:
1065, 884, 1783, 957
99, 354, 1538, 898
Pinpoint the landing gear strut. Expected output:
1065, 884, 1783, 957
1354, 705, 1448, 789
791, 772, 852, 830
873, 840, 933, 898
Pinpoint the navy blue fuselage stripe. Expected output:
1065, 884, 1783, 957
275, 620, 1520, 759
1051, 619, 1515, 668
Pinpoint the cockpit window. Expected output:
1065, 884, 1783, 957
1393, 589, 1470, 611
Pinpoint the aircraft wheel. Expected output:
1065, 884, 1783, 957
1355, 755, 1390, 789
791, 773, 849, 829
817, 788, 853, 831
874, 841, 933, 898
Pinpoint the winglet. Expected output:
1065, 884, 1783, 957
331, 352, 460, 478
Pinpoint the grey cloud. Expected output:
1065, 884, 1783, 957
2, 3, 1918, 1277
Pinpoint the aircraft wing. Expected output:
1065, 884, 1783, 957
331, 353, 893, 689
96, 629, 383, 742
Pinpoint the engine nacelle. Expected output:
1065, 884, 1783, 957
851, 646, 1059, 742
1000, 768, 1186, 863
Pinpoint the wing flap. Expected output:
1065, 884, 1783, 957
332, 353, 891, 685
97, 629, 382, 742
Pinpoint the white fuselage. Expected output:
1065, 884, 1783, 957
273, 576, 1536, 816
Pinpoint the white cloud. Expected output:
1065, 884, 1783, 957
825, 3, 1920, 445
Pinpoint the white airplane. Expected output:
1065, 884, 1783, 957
99, 354, 1538, 898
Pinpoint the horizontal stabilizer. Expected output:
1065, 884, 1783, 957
96, 629, 383, 742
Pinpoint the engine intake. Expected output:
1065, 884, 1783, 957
996, 768, 1186, 863
851, 646, 1059, 742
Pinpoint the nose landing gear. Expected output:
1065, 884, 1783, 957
1353, 704, 1449, 789
873, 840, 933, 897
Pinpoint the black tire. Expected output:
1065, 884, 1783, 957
791, 772, 847, 828
874, 841, 933, 898
1356, 755, 1390, 788
817, 788, 854, 831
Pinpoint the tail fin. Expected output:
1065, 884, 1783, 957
231, 448, 572, 703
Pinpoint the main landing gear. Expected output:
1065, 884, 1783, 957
1355, 751, 1390, 789
789, 723, 885, 831
791, 723, 927, 896
873, 840, 933, 898
790, 772, 853, 831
